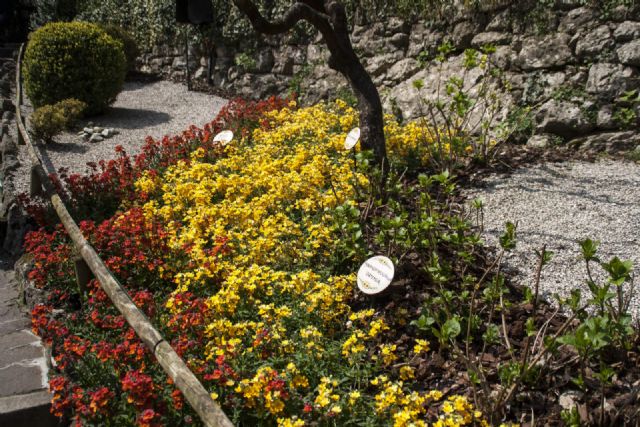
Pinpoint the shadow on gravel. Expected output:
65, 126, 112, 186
102, 107, 171, 130
45, 141, 89, 154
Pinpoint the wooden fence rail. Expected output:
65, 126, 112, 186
15, 43, 233, 427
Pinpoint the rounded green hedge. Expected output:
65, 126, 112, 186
98, 24, 139, 73
24, 22, 127, 115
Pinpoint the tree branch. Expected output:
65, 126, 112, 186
232, 0, 331, 35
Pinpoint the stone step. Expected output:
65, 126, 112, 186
0, 390, 58, 427
0, 266, 57, 426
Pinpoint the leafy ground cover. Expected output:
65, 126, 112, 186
22, 95, 640, 426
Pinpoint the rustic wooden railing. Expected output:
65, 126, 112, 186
15, 43, 234, 427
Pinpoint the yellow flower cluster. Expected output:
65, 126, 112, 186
433, 396, 488, 427
371, 375, 445, 427
135, 100, 485, 424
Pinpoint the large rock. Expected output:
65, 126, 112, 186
307, 44, 328, 63
613, 21, 640, 42
407, 25, 443, 58
617, 40, 640, 66
255, 49, 275, 73
596, 105, 616, 130
385, 17, 410, 35
486, 9, 512, 32
385, 58, 421, 84
365, 52, 404, 77
586, 63, 636, 98
517, 33, 573, 70
575, 25, 614, 59
535, 99, 594, 138
389, 33, 410, 50
527, 134, 553, 148
353, 37, 392, 58
385, 53, 498, 121
274, 46, 304, 76
491, 46, 515, 70
471, 32, 511, 48
569, 131, 640, 152
452, 21, 480, 49
234, 73, 285, 100
302, 66, 345, 103
558, 7, 596, 34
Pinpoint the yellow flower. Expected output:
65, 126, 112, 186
413, 339, 430, 354
380, 344, 398, 365
399, 366, 415, 380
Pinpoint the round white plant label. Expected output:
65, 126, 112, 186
357, 256, 395, 295
213, 130, 234, 145
344, 127, 360, 150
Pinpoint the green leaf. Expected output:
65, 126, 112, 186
499, 222, 517, 251
442, 318, 461, 340
580, 238, 599, 262
601, 257, 633, 285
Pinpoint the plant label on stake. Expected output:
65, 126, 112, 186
357, 256, 395, 295
344, 127, 360, 150
214, 130, 234, 146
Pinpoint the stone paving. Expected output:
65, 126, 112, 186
0, 260, 57, 426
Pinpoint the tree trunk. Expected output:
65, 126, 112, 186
231, 0, 388, 169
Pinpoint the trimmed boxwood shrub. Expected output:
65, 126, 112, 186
24, 22, 126, 115
98, 24, 139, 73
31, 98, 87, 143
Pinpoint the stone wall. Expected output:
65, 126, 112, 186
138, 2, 640, 149
0, 49, 32, 258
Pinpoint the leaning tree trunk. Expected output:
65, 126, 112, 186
232, 0, 388, 169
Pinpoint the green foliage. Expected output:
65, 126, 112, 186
413, 44, 515, 168
24, 21, 127, 115
613, 90, 640, 129
98, 24, 140, 73
288, 63, 313, 98
31, 98, 87, 142
234, 51, 257, 71
334, 87, 358, 108
29, 0, 79, 29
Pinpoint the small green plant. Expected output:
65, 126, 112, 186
613, 90, 640, 129
31, 98, 87, 142
234, 51, 257, 71
412, 44, 513, 169
551, 85, 588, 102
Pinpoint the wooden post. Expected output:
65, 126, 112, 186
29, 165, 44, 197
15, 45, 26, 146
185, 27, 192, 91
74, 257, 93, 298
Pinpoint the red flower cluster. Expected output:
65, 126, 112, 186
24, 95, 294, 425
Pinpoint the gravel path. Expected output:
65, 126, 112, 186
466, 160, 640, 319
15, 80, 227, 194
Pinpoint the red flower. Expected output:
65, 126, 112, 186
138, 408, 157, 427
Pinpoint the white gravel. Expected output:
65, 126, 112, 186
15, 80, 226, 194
466, 160, 640, 319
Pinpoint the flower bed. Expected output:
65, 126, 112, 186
25, 97, 488, 426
